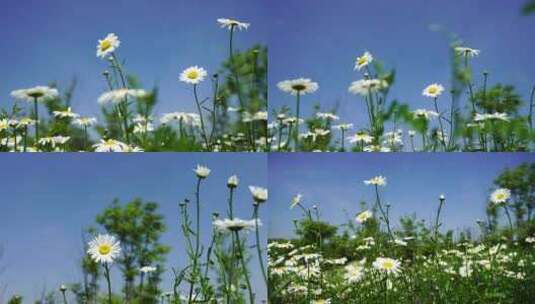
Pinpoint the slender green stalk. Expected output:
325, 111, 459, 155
503, 205, 514, 236
188, 177, 203, 303
433, 98, 447, 150
253, 205, 267, 285
528, 84, 534, 131
234, 230, 255, 304
61, 290, 68, 304
295, 93, 301, 151
434, 196, 445, 241
375, 185, 394, 240
23, 125, 27, 152
33, 97, 39, 143
193, 84, 209, 148
103, 263, 112, 304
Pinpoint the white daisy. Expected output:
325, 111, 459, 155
364, 176, 387, 186
316, 112, 340, 121
179, 66, 207, 85
140, 266, 157, 274
217, 18, 250, 31
373, 257, 402, 275
344, 262, 365, 283
74, 117, 97, 127
227, 175, 239, 188
11, 86, 59, 102
160, 112, 201, 127
334, 123, 353, 131
422, 83, 445, 98
194, 165, 211, 178
356, 210, 373, 223
93, 139, 129, 152
455, 46, 480, 58
249, 186, 268, 203
412, 109, 439, 120
348, 132, 374, 144
348, 79, 387, 96
213, 218, 260, 233
53, 107, 79, 119
96, 33, 120, 59
490, 188, 511, 205
87, 234, 121, 264
290, 193, 302, 209
354, 51, 373, 71
98, 89, 147, 104
277, 78, 319, 96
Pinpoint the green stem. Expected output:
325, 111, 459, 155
375, 185, 394, 240
33, 98, 39, 143
295, 93, 301, 151
433, 98, 447, 150
234, 230, 254, 304
193, 84, 209, 149
253, 205, 267, 285
104, 263, 112, 304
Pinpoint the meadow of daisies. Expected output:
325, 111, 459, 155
0, 18, 267, 152
268, 164, 535, 304
1, 165, 268, 304
271, 46, 535, 152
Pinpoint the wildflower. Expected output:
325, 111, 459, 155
422, 83, 445, 98
93, 139, 129, 152
194, 165, 211, 178
227, 175, 239, 188
311, 299, 331, 304
348, 79, 387, 96
213, 218, 260, 233
413, 109, 439, 120
525, 236, 535, 244
98, 88, 147, 104
74, 117, 97, 127
455, 46, 480, 58
334, 123, 353, 131
364, 176, 387, 186
133, 122, 154, 134
11, 86, 59, 102
217, 18, 250, 30
363, 145, 391, 152
53, 107, 79, 119
17, 117, 36, 127
87, 234, 121, 264
344, 262, 365, 283
356, 210, 373, 223
408, 130, 416, 137
316, 112, 339, 121
373, 257, 402, 275
96, 33, 120, 58
140, 266, 157, 274
249, 186, 268, 203
277, 78, 319, 95
160, 112, 201, 127
253, 111, 268, 121
290, 194, 302, 209
38, 136, 70, 147
179, 66, 207, 85
0, 119, 8, 131
348, 132, 374, 144
490, 188, 511, 204
354, 51, 373, 71
474, 112, 510, 122
59, 285, 67, 292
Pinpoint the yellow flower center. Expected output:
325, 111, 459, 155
383, 261, 395, 269
428, 87, 438, 94
98, 244, 112, 255
187, 70, 199, 80
497, 194, 505, 200
100, 40, 112, 52
358, 57, 367, 65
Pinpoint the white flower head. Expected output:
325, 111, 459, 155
348, 79, 387, 96
490, 188, 511, 205
213, 218, 260, 233
179, 66, 207, 85
364, 176, 387, 186
277, 78, 318, 96
74, 117, 97, 127
53, 107, 79, 119
87, 234, 121, 264
354, 51, 373, 71
217, 18, 250, 31
455, 46, 480, 58
11, 86, 59, 102
97, 33, 120, 59
194, 165, 211, 178
356, 210, 373, 223
227, 175, 239, 188
249, 185, 268, 204
413, 109, 439, 120
422, 83, 445, 98
290, 193, 302, 209
93, 139, 129, 152
373, 257, 401, 275
140, 266, 157, 274
98, 89, 147, 104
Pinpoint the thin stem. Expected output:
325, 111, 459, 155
193, 84, 209, 148
61, 291, 68, 304
503, 205, 514, 235
295, 93, 301, 151
188, 177, 203, 303
433, 98, 447, 150
104, 263, 112, 304
375, 185, 394, 240
528, 84, 535, 131
253, 205, 268, 285
234, 230, 254, 304
33, 98, 39, 143
434, 198, 445, 241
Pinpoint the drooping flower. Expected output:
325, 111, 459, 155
356, 210, 373, 223
217, 18, 250, 31
373, 257, 402, 275
96, 33, 120, 59
354, 51, 373, 71
490, 188, 511, 205
277, 78, 319, 96
422, 83, 445, 98
98, 88, 147, 104
454, 46, 480, 58
364, 176, 387, 186
194, 165, 211, 178
87, 234, 121, 264
11, 86, 59, 102
213, 218, 260, 233
249, 186, 268, 203
92, 139, 130, 152
179, 66, 207, 85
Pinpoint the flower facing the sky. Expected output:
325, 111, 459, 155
217, 18, 250, 31
74, 117, 97, 127
213, 218, 260, 233
98, 88, 147, 104
348, 79, 387, 96
11, 86, 59, 102
348, 132, 374, 144
179, 66, 207, 85
354, 51, 373, 71
422, 83, 445, 98
277, 78, 319, 96
53, 107, 79, 119
290, 193, 302, 209
413, 109, 439, 120
364, 176, 387, 186
356, 210, 373, 223
227, 175, 239, 188
160, 112, 201, 127
194, 165, 211, 178
490, 188, 511, 205
96, 33, 120, 59
93, 139, 129, 152
87, 234, 121, 264
249, 186, 268, 203
455, 46, 480, 58
373, 257, 402, 275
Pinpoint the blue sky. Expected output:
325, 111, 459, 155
0, 0, 266, 120
268, 153, 535, 239
0, 153, 267, 302
268, 0, 535, 127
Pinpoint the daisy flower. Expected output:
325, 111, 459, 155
348, 132, 374, 144
373, 257, 402, 275
356, 210, 373, 223
92, 139, 129, 152
53, 107, 79, 119
354, 51, 373, 71
364, 176, 387, 186
140, 266, 157, 274
316, 112, 339, 121
490, 188, 511, 205
213, 218, 260, 233
277, 78, 319, 95
227, 175, 239, 188
160, 112, 201, 127
344, 262, 365, 283
253, 111, 268, 121
194, 165, 211, 178
455, 46, 480, 58
87, 234, 121, 264
334, 123, 353, 131
74, 117, 97, 127
249, 185, 268, 203
98, 88, 147, 104
217, 18, 250, 31
412, 109, 439, 120
11, 86, 59, 102
179, 66, 207, 85
348, 79, 387, 96
422, 83, 445, 98
290, 193, 302, 209
96, 33, 120, 59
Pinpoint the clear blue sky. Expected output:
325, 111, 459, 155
0, 0, 267, 119
0, 153, 267, 302
268, 0, 535, 126
268, 153, 535, 239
